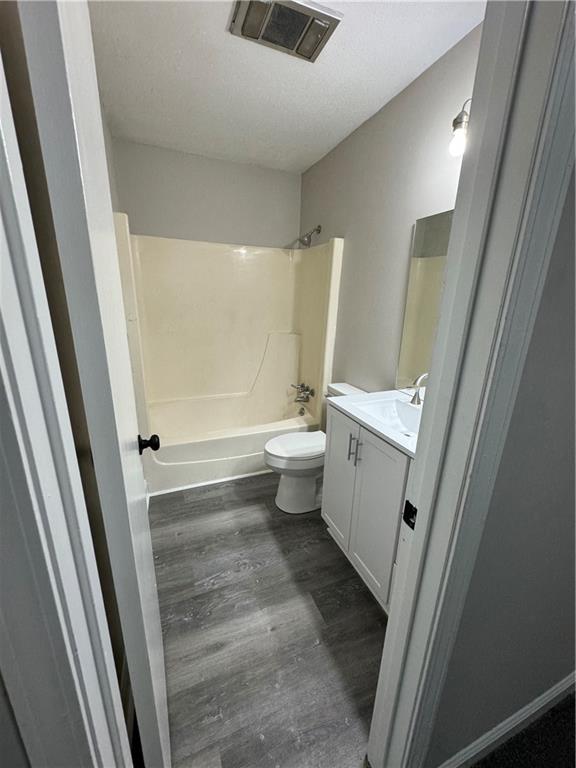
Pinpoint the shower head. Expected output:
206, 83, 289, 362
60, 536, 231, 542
298, 225, 322, 248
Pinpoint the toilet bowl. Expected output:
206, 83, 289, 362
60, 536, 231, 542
264, 431, 326, 514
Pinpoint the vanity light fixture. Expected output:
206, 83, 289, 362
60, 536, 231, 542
449, 98, 472, 157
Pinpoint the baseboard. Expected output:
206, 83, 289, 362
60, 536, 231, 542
147, 469, 273, 498
438, 672, 575, 768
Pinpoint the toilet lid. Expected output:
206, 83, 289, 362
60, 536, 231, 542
265, 431, 326, 460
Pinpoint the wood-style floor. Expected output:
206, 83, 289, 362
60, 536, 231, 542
149, 473, 387, 768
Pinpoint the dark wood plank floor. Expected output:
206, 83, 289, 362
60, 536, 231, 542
149, 473, 387, 768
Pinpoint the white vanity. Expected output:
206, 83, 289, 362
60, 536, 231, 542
321, 390, 422, 611
320, 209, 449, 611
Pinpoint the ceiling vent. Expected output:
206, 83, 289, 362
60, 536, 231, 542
229, 1, 342, 62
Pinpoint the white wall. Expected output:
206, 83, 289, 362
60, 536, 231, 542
425, 175, 575, 767
300, 26, 482, 391
113, 138, 301, 247
101, 112, 119, 210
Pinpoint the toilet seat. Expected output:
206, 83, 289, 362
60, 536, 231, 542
265, 431, 326, 461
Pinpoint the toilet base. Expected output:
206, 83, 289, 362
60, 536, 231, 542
275, 473, 321, 514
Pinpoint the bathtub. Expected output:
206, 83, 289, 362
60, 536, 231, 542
144, 407, 317, 494
114, 215, 343, 495
142, 339, 320, 493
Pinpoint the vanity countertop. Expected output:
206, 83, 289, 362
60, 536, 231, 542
328, 389, 422, 458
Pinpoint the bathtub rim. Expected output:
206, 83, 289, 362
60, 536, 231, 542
144, 412, 319, 495
150, 412, 317, 451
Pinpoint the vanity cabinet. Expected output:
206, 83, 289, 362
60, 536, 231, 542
322, 408, 360, 550
322, 404, 410, 609
349, 430, 409, 603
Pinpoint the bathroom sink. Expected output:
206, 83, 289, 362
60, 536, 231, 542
328, 389, 422, 457
355, 398, 421, 437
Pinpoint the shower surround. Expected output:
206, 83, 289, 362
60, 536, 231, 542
115, 214, 343, 492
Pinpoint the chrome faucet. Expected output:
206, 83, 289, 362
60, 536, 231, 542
410, 372, 429, 406
291, 383, 315, 403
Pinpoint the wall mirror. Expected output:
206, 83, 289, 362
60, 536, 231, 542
396, 209, 453, 389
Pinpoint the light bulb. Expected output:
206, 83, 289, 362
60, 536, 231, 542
449, 127, 467, 157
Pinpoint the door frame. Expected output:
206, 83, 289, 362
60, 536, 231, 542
15, 2, 170, 766
0, 54, 131, 767
3, 2, 572, 767
368, 3, 574, 766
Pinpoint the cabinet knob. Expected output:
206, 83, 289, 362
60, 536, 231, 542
354, 441, 363, 466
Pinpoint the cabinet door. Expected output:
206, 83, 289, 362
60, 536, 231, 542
321, 407, 360, 550
349, 428, 409, 605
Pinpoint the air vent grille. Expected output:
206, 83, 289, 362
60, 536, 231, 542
230, 1, 341, 62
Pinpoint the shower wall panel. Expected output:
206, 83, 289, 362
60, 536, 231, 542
294, 239, 343, 422
132, 236, 297, 402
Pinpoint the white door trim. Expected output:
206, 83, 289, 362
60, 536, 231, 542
16, 2, 171, 765
368, 3, 574, 766
0, 54, 131, 767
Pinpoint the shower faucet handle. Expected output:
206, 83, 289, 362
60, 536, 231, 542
291, 383, 315, 402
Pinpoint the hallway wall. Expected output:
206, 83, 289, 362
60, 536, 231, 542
425, 176, 575, 766
0, 676, 28, 768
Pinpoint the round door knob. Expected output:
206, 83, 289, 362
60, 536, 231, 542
138, 434, 160, 455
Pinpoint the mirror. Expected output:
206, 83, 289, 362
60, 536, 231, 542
396, 209, 453, 389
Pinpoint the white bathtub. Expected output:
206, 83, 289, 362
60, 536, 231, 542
144, 410, 317, 494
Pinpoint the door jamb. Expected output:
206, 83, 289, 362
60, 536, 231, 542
15, 2, 171, 765
0, 54, 131, 768
368, 3, 574, 766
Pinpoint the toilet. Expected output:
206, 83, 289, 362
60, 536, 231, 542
264, 431, 326, 514
264, 383, 364, 514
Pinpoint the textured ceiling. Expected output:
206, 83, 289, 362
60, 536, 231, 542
90, 1, 485, 173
